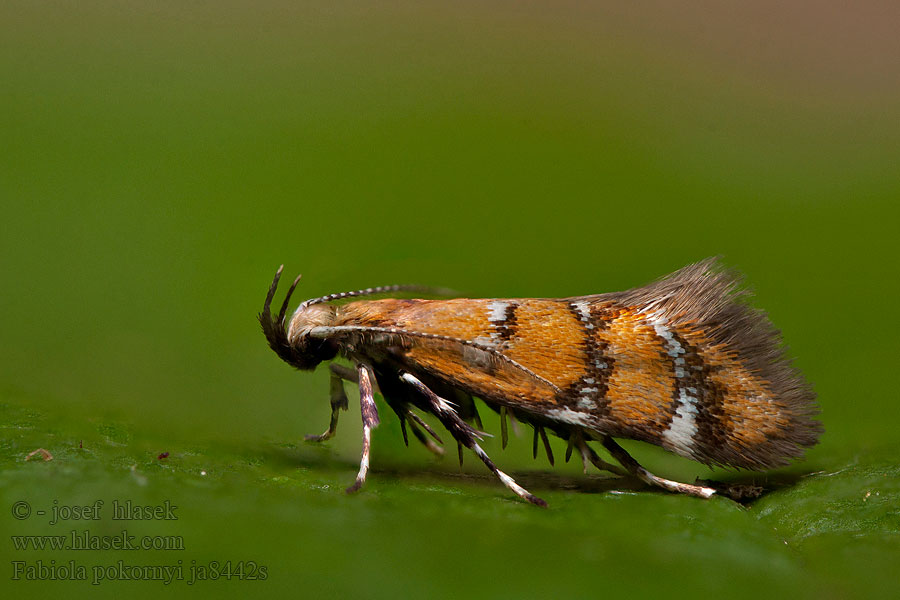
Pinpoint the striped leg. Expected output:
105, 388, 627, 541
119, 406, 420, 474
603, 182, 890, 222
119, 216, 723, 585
600, 436, 716, 499
346, 363, 380, 494
400, 372, 547, 507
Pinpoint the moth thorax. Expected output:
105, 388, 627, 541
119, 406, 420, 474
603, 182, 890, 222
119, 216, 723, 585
287, 303, 336, 344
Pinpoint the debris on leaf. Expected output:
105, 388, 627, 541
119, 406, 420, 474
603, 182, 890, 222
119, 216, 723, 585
25, 448, 53, 462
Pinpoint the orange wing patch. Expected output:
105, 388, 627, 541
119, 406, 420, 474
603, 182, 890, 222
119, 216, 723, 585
340, 298, 565, 406
600, 309, 674, 433
503, 300, 588, 391
338, 299, 496, 342
405, 343, 557, 406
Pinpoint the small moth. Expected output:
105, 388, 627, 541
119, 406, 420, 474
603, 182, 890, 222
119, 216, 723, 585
259, 258, 821, 506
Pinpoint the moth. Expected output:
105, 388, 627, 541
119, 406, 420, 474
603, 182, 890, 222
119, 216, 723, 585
259, 258, 821, 506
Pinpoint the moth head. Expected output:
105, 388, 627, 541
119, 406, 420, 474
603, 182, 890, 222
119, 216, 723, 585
259, 267, 338, 371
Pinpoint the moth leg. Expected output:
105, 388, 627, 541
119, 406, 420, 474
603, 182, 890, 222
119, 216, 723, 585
404, 409, 445, 456
380, 378, 444, 456
305, 369, 350, 442
329, 363, 383, 394
346, 362, 380, 494
601, 436, 716, 499
400, 372, 547, 507
329, 363, 359, 383
572, 433, 627, 476
406, 409, 443, 444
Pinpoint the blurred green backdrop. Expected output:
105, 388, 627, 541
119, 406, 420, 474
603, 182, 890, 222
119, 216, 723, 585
2, 2, 898, 599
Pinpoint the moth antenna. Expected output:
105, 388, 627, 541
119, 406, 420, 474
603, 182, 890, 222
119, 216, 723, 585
278, 273, 303, 326
302, 284, 458, 308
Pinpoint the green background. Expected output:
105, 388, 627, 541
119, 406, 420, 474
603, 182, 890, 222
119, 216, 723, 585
2, 2, 898, 598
